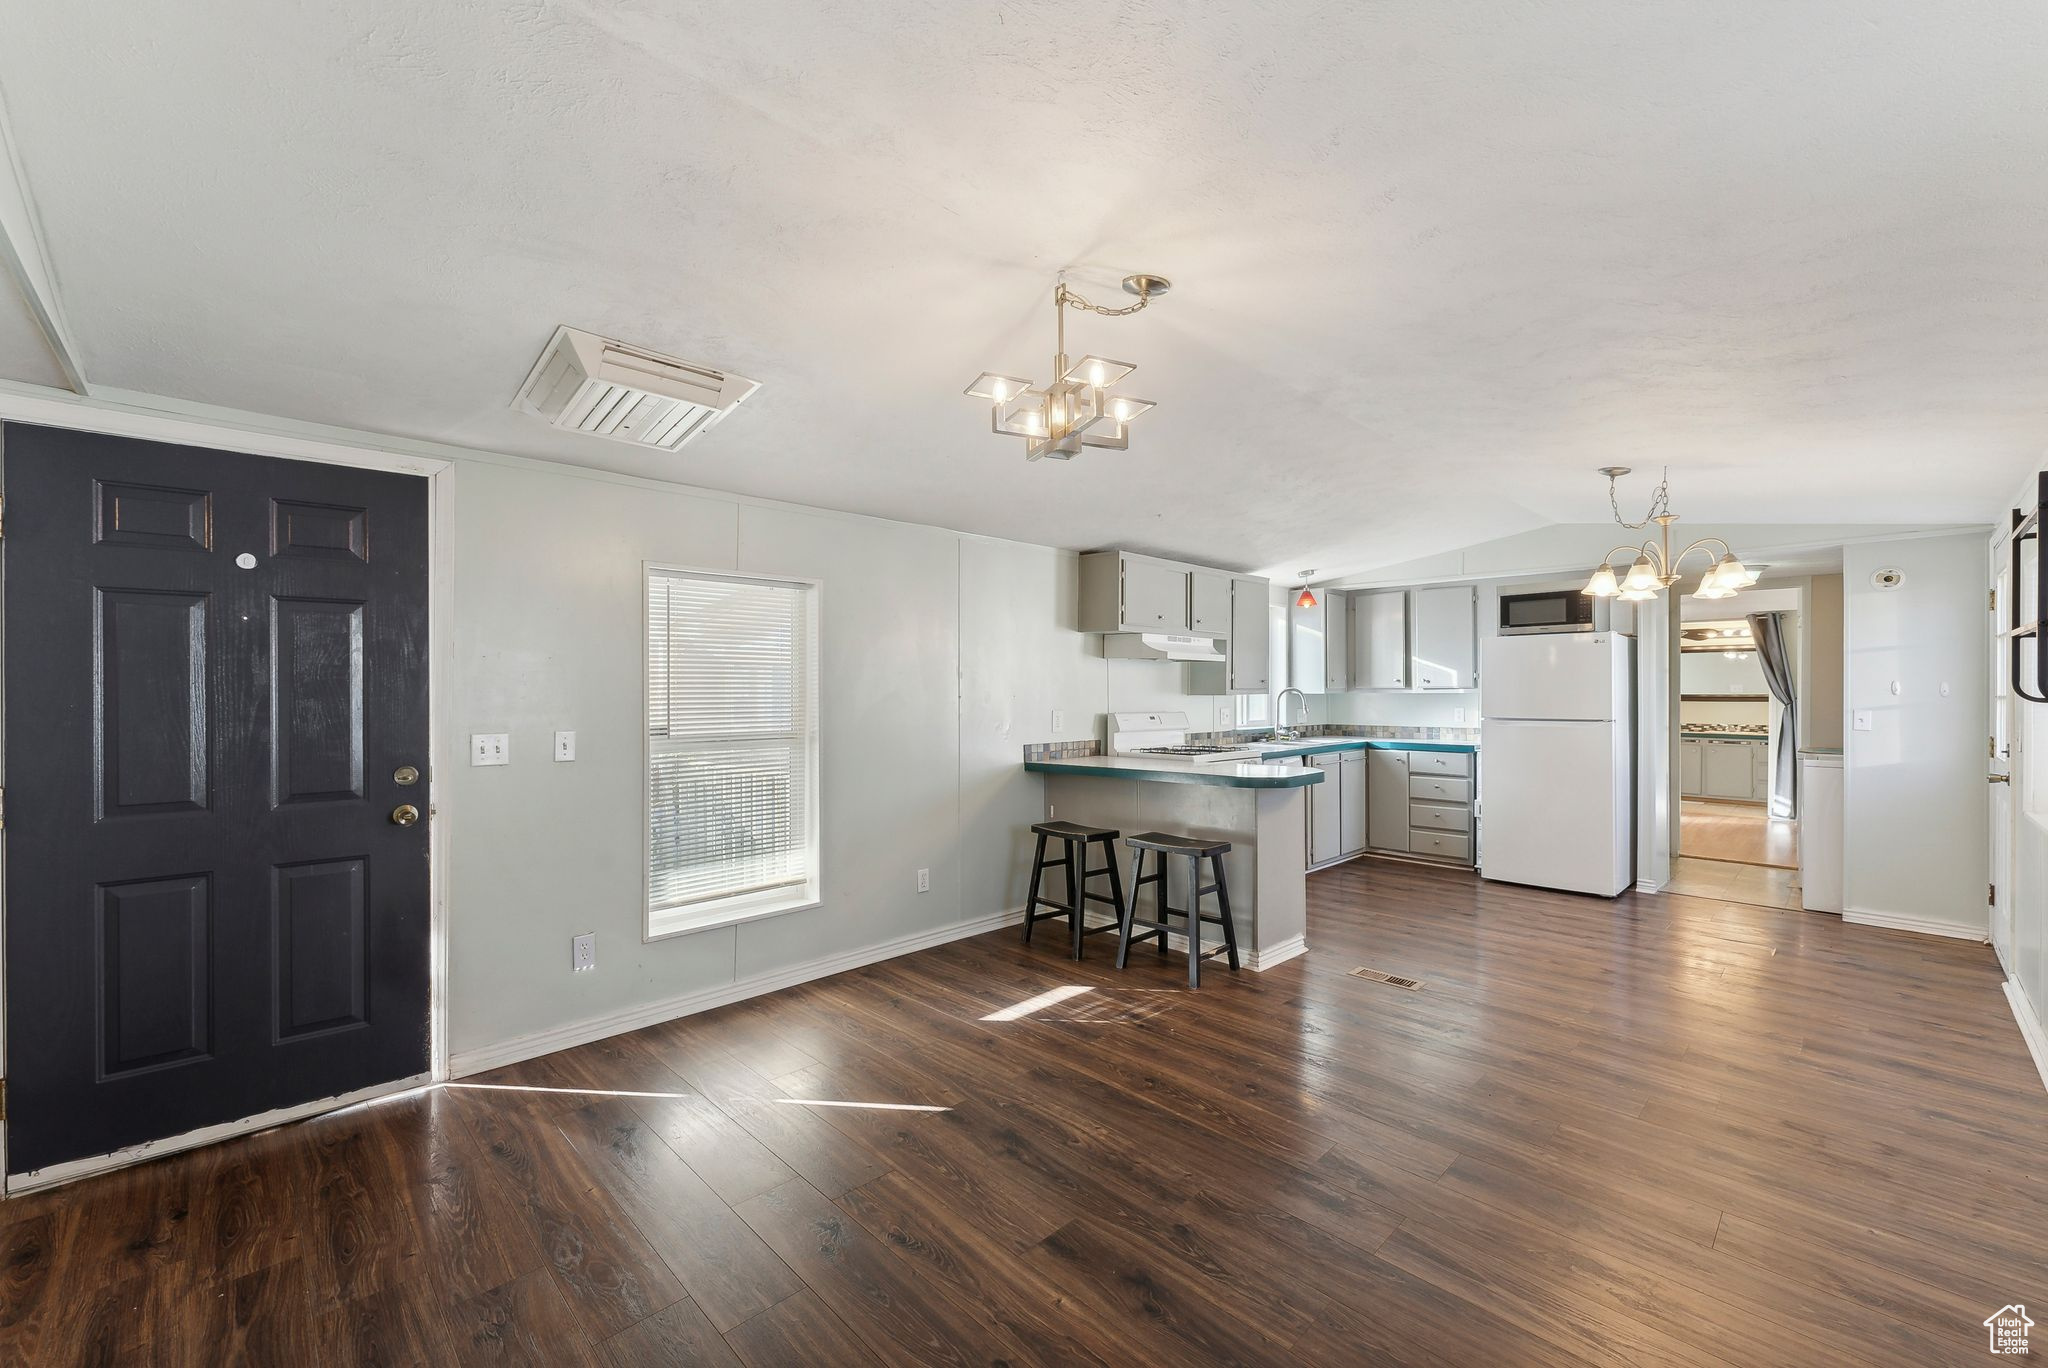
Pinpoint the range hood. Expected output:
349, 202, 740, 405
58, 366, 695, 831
1101, 632, 1226, 662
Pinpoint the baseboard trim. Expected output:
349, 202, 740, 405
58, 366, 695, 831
1634, 877, 1665, 894
1246, 935, 1308, 971
1842, 908, 1989, 942
5, 1072, 432, 1196
449, 908, 1020, 1079
2005, 980, 2048, 1099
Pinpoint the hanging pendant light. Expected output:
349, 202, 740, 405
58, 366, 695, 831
965, 273, 1167, 461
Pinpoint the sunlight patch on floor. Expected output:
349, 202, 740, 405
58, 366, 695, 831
980, 984, 1094, 1021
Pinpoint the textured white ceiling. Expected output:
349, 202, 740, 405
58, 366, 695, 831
0, 2, 2042, 575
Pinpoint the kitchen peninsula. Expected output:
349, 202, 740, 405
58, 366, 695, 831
1022, 750, 1321, 970
1024, 731, 1480, 970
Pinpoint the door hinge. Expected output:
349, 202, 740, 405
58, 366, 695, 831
1991, 587, 1998, 613
1990, 882, 1998, 906
1, 1079, 8, 1121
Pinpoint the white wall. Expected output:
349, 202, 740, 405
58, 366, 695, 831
441, 459, 1108, 1066
1842, 533, 1989, 936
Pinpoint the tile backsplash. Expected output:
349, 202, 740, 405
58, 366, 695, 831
1020, 739, 1104, 761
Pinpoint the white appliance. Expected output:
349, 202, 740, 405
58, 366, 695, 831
1479, 633, 1634, 897
1798, 750, 1843, 913
1109, 711, 1256, 764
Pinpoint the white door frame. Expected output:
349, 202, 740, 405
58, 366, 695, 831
0, 384, 454, 1193
1990, 524, 2018, 972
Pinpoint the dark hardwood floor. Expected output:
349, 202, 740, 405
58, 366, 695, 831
3, 859, 2041, 1365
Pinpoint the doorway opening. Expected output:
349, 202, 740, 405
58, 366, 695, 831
1667, 604, 1806, 911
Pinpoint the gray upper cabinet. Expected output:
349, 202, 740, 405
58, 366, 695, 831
1186, 574, 1272, 695
1189, 570, 1231, 637
1226, 576, 1269, 692
1290, 589, 1330, 692
1351, 590, 1409, 691
1410, 585, 1477, 690
1078, 551, 1189, 633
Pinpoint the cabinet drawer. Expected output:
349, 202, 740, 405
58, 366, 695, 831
1410, 801, 1471, 833
1407, 829, 1472, 863
1406, 750, 1472, 777
1408, 774, 1471, 804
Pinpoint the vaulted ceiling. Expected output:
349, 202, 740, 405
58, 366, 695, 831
0, 2, 2041, 576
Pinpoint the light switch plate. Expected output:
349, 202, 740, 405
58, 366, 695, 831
1853, 711, 1874, 732
471, 733, 509, 766
554, 730, 576, 762
1051, 710, 1065, 734
572, 933, 595, 972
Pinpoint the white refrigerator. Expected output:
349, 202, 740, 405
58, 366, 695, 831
1479, 633, 1634, 897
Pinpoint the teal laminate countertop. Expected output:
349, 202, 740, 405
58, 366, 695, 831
1247, 738, 1478, 760
1679, 732, 1766, 742
1022, 755, 1325, 789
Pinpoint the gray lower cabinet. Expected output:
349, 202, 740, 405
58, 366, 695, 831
1699, 737, 1766, 801
1306, 755, 1342, 866
1367, 750, 1410, 851
1679, 737, 1705, 797
1339, 752, 1368, 855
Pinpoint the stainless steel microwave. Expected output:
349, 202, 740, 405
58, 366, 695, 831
1499, 589, 1604, 635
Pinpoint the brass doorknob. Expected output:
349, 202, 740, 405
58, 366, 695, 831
391, 803, 422, 826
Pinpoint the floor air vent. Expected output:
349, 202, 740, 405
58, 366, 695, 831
1349, 967, 1422, 990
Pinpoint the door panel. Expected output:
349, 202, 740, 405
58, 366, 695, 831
4, 423, 431, 1177
98, 588, 212, 816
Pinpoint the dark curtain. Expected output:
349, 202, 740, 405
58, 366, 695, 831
1748, 611, 1797, 819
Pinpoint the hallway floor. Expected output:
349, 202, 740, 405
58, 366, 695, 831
1680, 798, 1798, 869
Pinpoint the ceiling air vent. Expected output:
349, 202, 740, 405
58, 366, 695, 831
513, 326, 759, 452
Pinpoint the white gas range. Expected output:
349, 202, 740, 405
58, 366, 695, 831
1108, 711, 1259, 764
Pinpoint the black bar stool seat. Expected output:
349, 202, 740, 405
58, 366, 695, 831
1118, 831, 1240, 987
1023, 821, 1127, 960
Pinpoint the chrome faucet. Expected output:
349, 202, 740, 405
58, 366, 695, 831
1274, 688, 1307, 740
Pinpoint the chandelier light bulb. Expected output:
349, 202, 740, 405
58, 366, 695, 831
1089, 361, 1106, 386
1622, 555, 1661, 592
991, 380, 1008, 402
1114, 398, 1130, 421
1582, 564, 1620, 598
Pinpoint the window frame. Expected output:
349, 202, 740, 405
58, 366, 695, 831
641, 561, 823, 942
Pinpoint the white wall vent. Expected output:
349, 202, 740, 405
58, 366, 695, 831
513, 326, 760, 452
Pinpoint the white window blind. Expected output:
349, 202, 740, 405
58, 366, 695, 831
647, 569, 815, 915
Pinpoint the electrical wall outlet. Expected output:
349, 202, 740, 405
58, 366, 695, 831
1051, 709, 1065, 734
916, 868, 930, 893
1853, 711, 1874, 732
572, 933, 595, 972
554, 730, 576, 762
470, 733, 509, 766
1453, 706, 1465, 724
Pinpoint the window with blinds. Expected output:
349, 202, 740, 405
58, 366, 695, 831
646, 568, 817, 926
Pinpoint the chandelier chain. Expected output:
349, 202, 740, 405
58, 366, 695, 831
1058, 286, 1152, 319
1607, 467, 1671, 531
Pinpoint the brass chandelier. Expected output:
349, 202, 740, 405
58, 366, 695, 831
964, 273, 1166, 460
1581, 467, 1758, 602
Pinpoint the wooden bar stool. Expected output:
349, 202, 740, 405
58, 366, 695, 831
1117, 832, 1240, 988
1023, 821, 1127, 960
